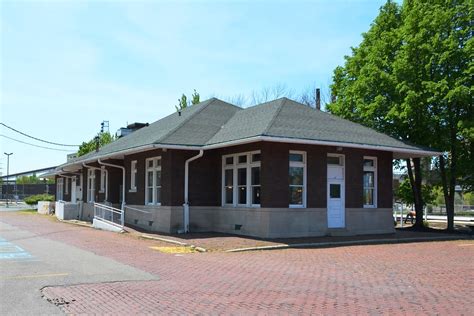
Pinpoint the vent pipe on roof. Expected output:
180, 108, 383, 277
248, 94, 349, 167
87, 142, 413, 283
315, 88, 321, 110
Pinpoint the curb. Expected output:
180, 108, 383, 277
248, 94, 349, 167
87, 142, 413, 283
141, 234, 207, 252
225, 236, 470, 253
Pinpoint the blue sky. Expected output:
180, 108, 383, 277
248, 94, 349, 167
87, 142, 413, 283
1, 0, 388, 175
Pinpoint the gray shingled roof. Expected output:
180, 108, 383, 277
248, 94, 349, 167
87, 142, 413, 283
207, 98, 432, 152
63, 97, 437, 167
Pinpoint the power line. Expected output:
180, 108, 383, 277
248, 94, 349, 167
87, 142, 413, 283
0, 134, 77, 152
0, 123, 80, 147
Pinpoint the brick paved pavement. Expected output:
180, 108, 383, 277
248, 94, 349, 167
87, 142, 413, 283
2, 213, 473, 315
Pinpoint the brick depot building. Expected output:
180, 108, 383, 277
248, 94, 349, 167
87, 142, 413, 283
53, 98, 439, 238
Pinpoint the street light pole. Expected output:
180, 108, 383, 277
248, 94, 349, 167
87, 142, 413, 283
4, 152, 13, 208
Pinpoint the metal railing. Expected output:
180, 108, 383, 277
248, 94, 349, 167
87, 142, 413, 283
94, 203, 124, 228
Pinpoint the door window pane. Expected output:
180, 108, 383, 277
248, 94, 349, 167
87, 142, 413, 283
148, 171, 153, 185
239, 187, 247, 204
147, 188, 153, 203
238, 155, 247, 164
330, 184, 341, 198
238, 168, 247, 185
225, 169, 233, 186
225, 157, 233, 165
155, 170, 161, 186
155, 187, 161, 203
252, 186, 261, 205
289, 167, 303, 185
225, 187, 233, 204
289, 186, 303, 205
252, 153, 261, 162
251, 167, 260, 185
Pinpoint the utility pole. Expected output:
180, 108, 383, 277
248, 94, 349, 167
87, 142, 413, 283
4, 152, 13, 208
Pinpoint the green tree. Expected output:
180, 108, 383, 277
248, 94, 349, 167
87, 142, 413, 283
393, 0, 472, 230
328, 0, 472, 230
77, 132, 115, 157
175, 89, 200, 111
17, 174, 42, 184
396, 178, 435, 209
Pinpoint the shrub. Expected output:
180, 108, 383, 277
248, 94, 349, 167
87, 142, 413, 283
24, 194, 54, 205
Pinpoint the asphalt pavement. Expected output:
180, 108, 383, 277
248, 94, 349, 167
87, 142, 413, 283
0, 221, 158, 315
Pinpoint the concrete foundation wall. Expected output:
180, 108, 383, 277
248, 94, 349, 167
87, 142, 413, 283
123, 205, 183, 234
81, 203, 94, 222
55, 202, 80, 220
345, 208, 395, 235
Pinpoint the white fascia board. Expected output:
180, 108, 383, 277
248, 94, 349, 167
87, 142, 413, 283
204, 136, 442, 158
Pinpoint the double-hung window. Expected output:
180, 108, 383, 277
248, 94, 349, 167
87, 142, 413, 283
65, 178, 69, 195
57, 178, 64, 201
87, 169, 95, 203
130, 160, 137, 192
222, 151, 261, 207
99, 166, 107, 193
145, 157, 161, 205
363, 157, 377, 208
289, 151, 306, 208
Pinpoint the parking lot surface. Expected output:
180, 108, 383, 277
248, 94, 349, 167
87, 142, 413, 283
1, 212, 473, 315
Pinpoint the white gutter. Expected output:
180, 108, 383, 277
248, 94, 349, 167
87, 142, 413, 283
204, 136, 442, 158
97, 159, 126, 212
182, 150, 204, 233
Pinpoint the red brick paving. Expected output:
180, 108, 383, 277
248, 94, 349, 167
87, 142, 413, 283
2, 213, 473, 315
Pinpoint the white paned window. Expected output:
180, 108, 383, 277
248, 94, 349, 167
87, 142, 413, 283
130, 160, 137, 192
87, 169, 95, 203
363, 157, 377, 208
222, 151, 261, 207
145, 157, 161, 205
57, 178, 64, 201
64, 178, 69, 195
99, 166, 107, 193
289, 151, 306, 208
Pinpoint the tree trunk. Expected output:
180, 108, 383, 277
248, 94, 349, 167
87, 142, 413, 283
406, 158, 424, 228
439, 155, 454, 231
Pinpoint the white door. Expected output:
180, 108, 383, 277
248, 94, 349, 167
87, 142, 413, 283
327, 180, 345, 228
327, 155, 345, 228
71, 177, 77, 202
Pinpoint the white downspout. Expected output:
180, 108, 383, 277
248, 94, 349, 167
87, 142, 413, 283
97, 158, 126, 214
183, 150, 204, 233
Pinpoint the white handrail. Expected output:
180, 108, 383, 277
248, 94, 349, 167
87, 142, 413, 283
93, 202, 124, 228
124, 205, 152, 214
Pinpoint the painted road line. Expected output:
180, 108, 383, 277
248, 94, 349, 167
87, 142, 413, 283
1, 273, 69, 280
0, 237, 33, 260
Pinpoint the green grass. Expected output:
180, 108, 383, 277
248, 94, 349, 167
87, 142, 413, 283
18, 209, 38, 215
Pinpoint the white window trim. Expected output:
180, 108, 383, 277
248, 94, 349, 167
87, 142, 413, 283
129, 160, 138, 192
87, 169, 95, 203
289, 150, 307, 208
145, 156, 162, 206
363, 156, 377, 208
221, 150, 261, 208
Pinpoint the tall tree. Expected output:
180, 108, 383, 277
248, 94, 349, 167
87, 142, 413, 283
394, 0, 472, 230
175, 89, 200, 111
327, 0, 472, 230
77, 132, 115, 157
